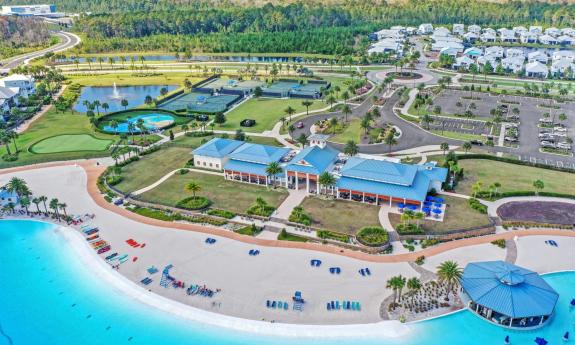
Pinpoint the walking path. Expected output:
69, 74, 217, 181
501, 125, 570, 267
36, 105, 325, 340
15, 85, 67, 134
131, 167, 223, 196
272, 189, 308, 220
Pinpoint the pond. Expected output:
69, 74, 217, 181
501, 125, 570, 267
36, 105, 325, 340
74, 85, 178, 113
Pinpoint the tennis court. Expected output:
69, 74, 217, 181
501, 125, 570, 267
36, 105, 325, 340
261, 79, 329, 98
201, 78, 264, 93
159, 92, 241, 113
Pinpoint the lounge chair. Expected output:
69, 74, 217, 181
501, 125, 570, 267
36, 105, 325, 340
359, 269, 365, 276
327, 302, 331, 310
283, 302, 288, 310
271, 301, 276, 308
266, 300, 271, 308
335, 301, 340, 310
365, 268, 371, 276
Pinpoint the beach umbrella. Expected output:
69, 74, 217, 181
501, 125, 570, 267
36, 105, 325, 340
425, 196, 434, 202
504, 335, 510, 344
432, 208, 442, 215
424, 201, 433, 206
422, 206, 431, 213
434, 202, 443, 208
564, 332, 569, 341
434, 197, 445, 203
407, 204, 418, 211
397, 203, 405, 209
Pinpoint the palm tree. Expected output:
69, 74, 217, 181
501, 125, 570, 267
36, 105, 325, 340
255, 197, 267, 215
32, 197, 42, 214
49, 198, 60, 221
184, 181, 201, 197
110, 120, 120, 134
296, 133, 308, 148
6, 177, 29, 198
384, 131, 397, 153
301, 100, 313, 115
93, 100, 101, 116
329, 117, 338, 134
121, 99, 129, 110
360, 116, 371, 135
344, 140, 359, 156
421, 114, 433, 130
318, 171, 336, 195
386, 275, 406, 303
407, 277, 422, 295
265, 162, 283, 188
20, 196, 30, 214
436, 261, 463, 301
462, 142, 472, 154
533, 179, 545, 195
284, 106, 296, 122
59, 202, 68, 218
101, 102, 110, 114
326, 95, 336, 109
471, 181, 483, 198
7, 130, 19, 153
440, 142, 449, 156
38, 195, 48, 215
341, 104, 352, 122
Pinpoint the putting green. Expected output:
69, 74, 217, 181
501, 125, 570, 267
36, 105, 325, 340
30, 134, 113, 154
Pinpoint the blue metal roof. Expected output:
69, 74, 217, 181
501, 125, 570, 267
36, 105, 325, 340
417, 163, 449, 182
336, 169, 431, 201
224, 159, 282, 177
192, 138, 244, 158
228, 143, 290, 165
340, 157, 418, 186
285, 146, 339, 175
461, 261, 559, 318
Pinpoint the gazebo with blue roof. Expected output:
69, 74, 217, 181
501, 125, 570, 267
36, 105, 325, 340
460, 261, 559, 329
223, 142, 290, 186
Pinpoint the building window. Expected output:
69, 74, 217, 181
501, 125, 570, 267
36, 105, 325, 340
215, 164, 219, 168
203, 162, 206, 166
209, 163, 212, 167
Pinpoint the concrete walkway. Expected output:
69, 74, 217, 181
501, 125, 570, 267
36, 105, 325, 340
272, 189, 308, 220
378, 205, 399, 242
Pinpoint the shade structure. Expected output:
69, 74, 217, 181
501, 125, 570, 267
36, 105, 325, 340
407, 204, 418, 211
432, 208, 442, 214
397, 203, 405, 208
434, 202, 443, 208
424, 201, 433, 207
426, 196, 434, 202
461, 261, 559, 319
422, 206, 431, 213
433, 197, 445, 203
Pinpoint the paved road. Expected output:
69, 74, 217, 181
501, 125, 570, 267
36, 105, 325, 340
1, 31, 81, 70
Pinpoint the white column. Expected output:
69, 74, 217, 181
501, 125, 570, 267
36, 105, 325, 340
362, 192, 365, 202
336, 188, 340, 199
285, 171, 289, 188
389, 197, 392, 207
376, 194, 379, 206
295, 173, 299, 190
306, 173, 310, 193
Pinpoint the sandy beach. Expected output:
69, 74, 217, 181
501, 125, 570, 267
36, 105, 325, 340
1, 162, 575, 328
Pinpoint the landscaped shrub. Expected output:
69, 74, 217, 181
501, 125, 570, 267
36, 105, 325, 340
2, 154, 18, 162
278, 229, 308, 242
178, 168, 189, 175
246, 198, 275, 217
128, 206, 174, 221
468, 198, 487, 214
106, 175, 123, 186
185, 131, 214, 138
317, 230, 350, 243
176, 196, 211, 210
207, 209, 236, 219
415, 256, 425, 265
356, 226, 389, 246
288, 206, 312, 226
139, 145, 161, 156
396, 223, 424, 235
421, 239, 440, 249
235, 224, 261, 236
491, 239, 506, 248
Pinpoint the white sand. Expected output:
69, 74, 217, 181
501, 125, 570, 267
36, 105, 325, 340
422, 243, 506, 273
515, 235, 575, 273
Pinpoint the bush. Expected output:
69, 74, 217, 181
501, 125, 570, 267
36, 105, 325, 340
421, 239, 440, 249
415, 255, 425, 265
140, 145, 160, 156
491, 239, 506, 248
128, 206, 174, 221
185, 131, 214, 138
176, 196, 211, 210
468, 198, 487, 214
288, 206, 312, 226
235, 224, 261, 236
356, 226, 389, 246
106, 175, 123, 186
2, 154, 18, 162
396, 223, 424, 235
317, 230, 350, 243
207, 209, 236, 219
178, 169, 189, 175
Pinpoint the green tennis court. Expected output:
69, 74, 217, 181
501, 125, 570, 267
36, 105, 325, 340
30, 134, 114, 154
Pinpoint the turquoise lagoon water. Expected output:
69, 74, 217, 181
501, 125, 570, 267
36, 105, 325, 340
102, 114, 174, 133
0, 220, 574, 345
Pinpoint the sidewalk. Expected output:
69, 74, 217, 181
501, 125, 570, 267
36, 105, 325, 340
272, 189, 308, 220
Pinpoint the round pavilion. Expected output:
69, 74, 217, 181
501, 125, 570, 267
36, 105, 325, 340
460, 261, 559, 329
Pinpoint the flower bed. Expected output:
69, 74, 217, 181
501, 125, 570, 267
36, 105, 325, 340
176, 196, 211, 210
356, 226, 389, 247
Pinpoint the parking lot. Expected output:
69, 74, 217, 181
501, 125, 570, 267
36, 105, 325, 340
428, 115, 494, 137
433, 89, 503, 119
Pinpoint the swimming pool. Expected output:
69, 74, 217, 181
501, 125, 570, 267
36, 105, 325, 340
102, 113, 175, 133
0, 220, 573, 345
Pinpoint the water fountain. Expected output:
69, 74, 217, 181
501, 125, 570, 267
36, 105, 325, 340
111, 82, 122, 99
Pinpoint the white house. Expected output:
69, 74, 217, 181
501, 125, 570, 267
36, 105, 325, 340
463, 32, 479, 42
0, 74, 35, 98
368, 39, 402, 55
374, 29, 405, 40
544, 27, 561, 37
552, 50, 575, 62
468, 25, 481, 34
480, 32, 497, 43
463, 47, 483, 59
561, 28, 575, 37
557, 35, 575, 46
453, 24, 464, 36
477, 54, 498, 67
513, 26, 528, 34
551, 59, 575, 76
525, 61, 548, 78
433, 27, 450, 38
0, 87, 17, 115
191, 138, 245, 171
431, 39, 463, 52
439, 46, 459, 57
405, 27, 417, 35
453, 56, 475, 70
418, 23, 433, 35
501, 56, 524, 73
520, 31, 538, 44
485, 46, 505, 59
529, 26, 543, 34
539, 34, 559, 45
528, 51, 549, 64
499, 29, 517, 43
505, 48, 525, 59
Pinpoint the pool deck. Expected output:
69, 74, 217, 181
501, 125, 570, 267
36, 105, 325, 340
1, 160, 575, 326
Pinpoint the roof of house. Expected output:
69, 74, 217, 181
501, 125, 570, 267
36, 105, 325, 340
0, 74, 32, 82
0, 86, 17, 100
228, 142, 290, 165
461, 261, 559, 318
192, 138, 244, 159
340, 157, 418, 186
526, 61, 549, 73
285, 145, 339, 175
455, 56, 474, 65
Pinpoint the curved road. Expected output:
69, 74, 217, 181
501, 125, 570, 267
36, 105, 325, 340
1, 31, 81, 70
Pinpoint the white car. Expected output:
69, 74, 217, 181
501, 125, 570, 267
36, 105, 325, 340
540, 141, 556, 148
554, 127, 567, 132
557, 142, 572, 150
553, 132, 567, 137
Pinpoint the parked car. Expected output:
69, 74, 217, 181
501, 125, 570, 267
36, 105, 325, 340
470, 140, 484, 146
557, 142, 572, 150
296, 121, 304, 129
540, 141, 556, 148
505, 137, 519, 142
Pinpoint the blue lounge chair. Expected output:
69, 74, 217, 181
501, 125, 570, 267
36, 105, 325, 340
335, 301, 340, 310
330, 301, 335, 309
329, 267, 335, 274
254, 250, 260, 255
283, 302, 288, 310
365, 268, 371, 275
327, 302, 331, 310
277, 301, 283, 309
249, 249, 254, 255
356, 302, 361, 311
266, 300, 271, 308
336, 267, 341, 274
359, 269, 365, 276
271, 301, 276, 308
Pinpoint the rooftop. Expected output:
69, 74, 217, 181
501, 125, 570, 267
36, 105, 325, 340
229, 142, 290, 165
192, 138, 244, 159
340, 157, 418, 186
285, 145, 339, 175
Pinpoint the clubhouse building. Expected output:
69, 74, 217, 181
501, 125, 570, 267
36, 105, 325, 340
193, 136, 448, 208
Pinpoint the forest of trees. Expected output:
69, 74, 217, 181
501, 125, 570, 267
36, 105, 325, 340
3, 0, 575, 55
0, 16, 53, 59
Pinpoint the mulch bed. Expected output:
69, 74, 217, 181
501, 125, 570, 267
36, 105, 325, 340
497, 201, 575, 225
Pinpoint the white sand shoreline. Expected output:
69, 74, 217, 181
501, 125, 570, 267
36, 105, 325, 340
9, 218, 413, 339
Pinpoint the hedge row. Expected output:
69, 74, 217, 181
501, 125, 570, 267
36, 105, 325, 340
456, 154, 575, 174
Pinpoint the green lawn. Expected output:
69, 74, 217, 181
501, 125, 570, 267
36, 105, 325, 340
115, 146, 192, 193
456, 159, 575, 196
30, 134, 113, 153
138, 171, 288, 214
220, 98, 327, 133
430, 130, 484, 142
0, 108, 117, 169
330, 119, 362, 143
66, 73, 201, 87
389, 195, 491, 233
300, 197, 381, 234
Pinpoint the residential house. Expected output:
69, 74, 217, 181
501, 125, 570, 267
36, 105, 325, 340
417, 23, 433, 35
557, 35, 575, 46
544, 27, 561, 37
480, 32, 497, 43
552, 50, 575, 62
0, 86, 17, 116
463, 47, 483, 59
505, 48, 525, 59
368, 39, 402, 55
463, 32, 479, 42
0, 74, 35, 98
477, 54, 498, 67
439, 47, 459, 57
551, 59, 575, 77
561, 28, 575, 37
432, 27, 451, 38
520, 31, 538, 44
513, 26, 528, 34
468, 25, 481, 34
485, 46, 505, 59
501, 56, 524, 74
431, 39, 463, 52
525, 61, 549, 78
452, 24, 464, 36
529, 26, 543, 34
539, 34, 559, 45
453, 56, 475, 70
528, 51, 549, 64
499, 29, 517, 43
